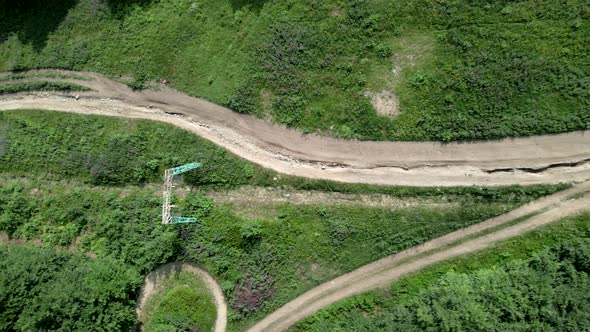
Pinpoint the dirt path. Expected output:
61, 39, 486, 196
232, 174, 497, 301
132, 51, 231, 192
247, 181, 590, 332
209, 186, 456, 208
3, 71, 590, 331
136, 262, 227, 332
0, 70, 589, 186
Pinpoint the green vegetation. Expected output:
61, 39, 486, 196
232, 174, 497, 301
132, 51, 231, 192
0, 109, 266, 187
143, 271, 216, 332
1, 109, 569, 196
0, 110, 569, 329
0, 71, 91, 82
0, 244, 140, 331
1, 0, 588, 140
0, 179, 176, 274
0, 175, 536, 330
0, 81, 90, 94
184, 198, 519, 328
295, 212, 590, 331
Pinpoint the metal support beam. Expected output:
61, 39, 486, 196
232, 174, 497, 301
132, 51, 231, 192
162, 162, 201, 225
172, 162, 202, 175
170, 216, 198, 224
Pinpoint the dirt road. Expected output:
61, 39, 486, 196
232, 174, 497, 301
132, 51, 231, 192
136, 262, 227, 332
0, 70, 589, 186
2, 71, 590, 331
247, 181, 590, 332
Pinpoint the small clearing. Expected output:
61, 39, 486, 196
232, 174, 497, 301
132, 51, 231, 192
136, 262, 227, 332
365, 90, 400, 117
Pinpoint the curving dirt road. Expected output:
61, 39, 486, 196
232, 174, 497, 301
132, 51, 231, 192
0, 70, 589, 186
3, 71, 590, 331
136, 262, 227, 332
247, 181, 590, 332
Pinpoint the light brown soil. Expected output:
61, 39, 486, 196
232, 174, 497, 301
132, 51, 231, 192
209, 186, 454, 208
247, 181, 590, 332
136, 262, 227, 332
0, 70, 589, 187
364, 90, 400, 117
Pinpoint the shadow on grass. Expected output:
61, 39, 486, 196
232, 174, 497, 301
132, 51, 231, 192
106, 0, 155, 19
0, 0, 78, 51
229, 0, 270, 13
0, 0, 159, 51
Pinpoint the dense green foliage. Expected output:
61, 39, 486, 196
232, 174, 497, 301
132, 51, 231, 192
0, 71, 90, 82
1, 0, 588, 140
144, 271, 216, 332
0, 110, 574, 329
0, 244, 141, 331
295, 213, 590, 331
0, 176, 535, 329
0, 181, 177, 274
0, 80, 90, 94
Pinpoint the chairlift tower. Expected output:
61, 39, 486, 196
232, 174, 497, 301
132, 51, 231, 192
161, 162, 201, 224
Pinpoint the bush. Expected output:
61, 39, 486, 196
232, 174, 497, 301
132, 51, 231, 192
225, 84, 259, 115
0, 81, 90, 94
0, 184, 34, 236
0, 110, 264, 188
147, 285, 215, 332
0, 245, 141, 331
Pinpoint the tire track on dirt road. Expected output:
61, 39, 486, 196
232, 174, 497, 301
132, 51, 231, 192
0, 70, 589, 186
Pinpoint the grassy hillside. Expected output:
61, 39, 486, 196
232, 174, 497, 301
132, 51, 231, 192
1, 0, 588, 141
0, 110, 567, 330
0, 80, 90, 94
295, 212, 590, 331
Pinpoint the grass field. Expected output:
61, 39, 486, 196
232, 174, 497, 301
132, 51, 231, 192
0, 71, 91, 82
1, 0, 588, 141
294, 212, 590, 331
0, 110, 569, 329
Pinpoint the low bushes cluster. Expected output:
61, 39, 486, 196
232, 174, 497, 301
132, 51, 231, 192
0, 81, 90, 94
0, 110, 265, 187
0, 244, 141, 331
0, 182, 177, 274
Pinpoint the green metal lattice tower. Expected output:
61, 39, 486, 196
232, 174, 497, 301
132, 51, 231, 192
161, 162, 201, 224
